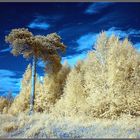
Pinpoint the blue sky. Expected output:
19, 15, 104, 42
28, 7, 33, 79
0, 2, 140, 96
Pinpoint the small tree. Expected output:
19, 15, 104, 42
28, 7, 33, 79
5, 28, 66, 114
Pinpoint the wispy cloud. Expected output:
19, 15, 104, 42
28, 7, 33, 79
105, 27, 140, 38
0, 69, 21, 96
39, 27, 140, 68
28, 15, 50, 30
76, 33, 97, 51
28, 22, 50, 30
0, 48, 11, 53
62, 52, 87, 67
76, 27, 140, 52
105, 27, 128, 38
0, 69, 16, 77
85, 2, 113, 14
126, 29, 140, 37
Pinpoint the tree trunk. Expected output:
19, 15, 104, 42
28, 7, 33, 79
29, 56, 37, 115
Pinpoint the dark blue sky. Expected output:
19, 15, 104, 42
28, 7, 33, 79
0, 2, 140, 96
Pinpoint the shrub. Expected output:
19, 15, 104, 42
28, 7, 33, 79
3, 122, 18, 132
0, 97, 11, 114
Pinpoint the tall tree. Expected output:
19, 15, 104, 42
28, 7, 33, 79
5, 28, 66, 114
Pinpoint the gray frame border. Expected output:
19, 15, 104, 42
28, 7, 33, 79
0, 0, 140, 2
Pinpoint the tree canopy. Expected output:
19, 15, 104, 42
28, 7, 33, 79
5, 28, 66, 73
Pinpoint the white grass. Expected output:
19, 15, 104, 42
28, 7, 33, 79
0, 113, 140, 138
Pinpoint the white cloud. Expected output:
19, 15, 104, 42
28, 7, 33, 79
38, 27, 140, 68
28, 22, 50, 30
0, 69, 21, 94
62, 52, 87, 67
76, 27, 125, 52
127, 29, 140, 37
71, 27, 140, 67
106, 27, 140, 38
0, 48, 11, 53
77, 33, 97, 51
73, 27, 140, 66
0, 69, 16, 77
76, 27, 127, 52
28, 15, 50, 30
105, 27, 128, 38
85, 2, 113, 14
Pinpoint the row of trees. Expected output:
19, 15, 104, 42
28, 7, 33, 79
4, 30, 140, 119
5, 28, 66, 114
52, 33, 140, 119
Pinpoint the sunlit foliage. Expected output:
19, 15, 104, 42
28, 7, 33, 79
3, 32, 140, 119
5, 28, 66, 73
53, 32, 140, 119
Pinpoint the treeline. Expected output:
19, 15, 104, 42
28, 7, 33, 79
1, 32, 140, 119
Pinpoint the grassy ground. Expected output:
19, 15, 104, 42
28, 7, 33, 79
0, 113, 140, 138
